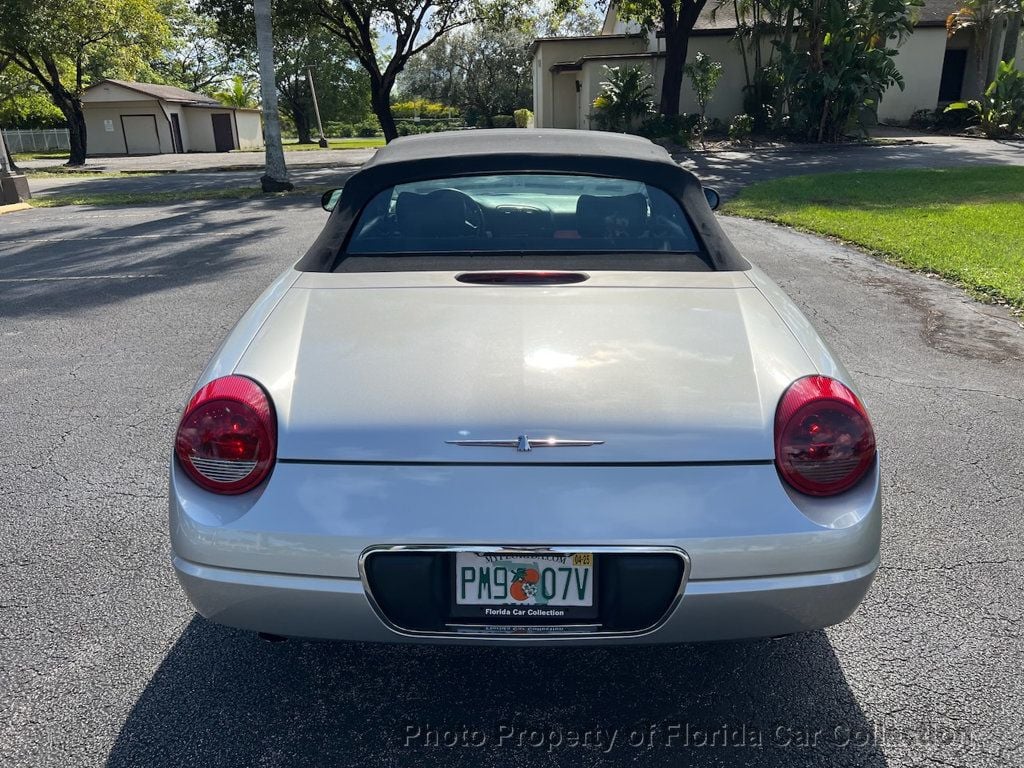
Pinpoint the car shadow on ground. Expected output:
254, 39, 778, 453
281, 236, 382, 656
105, 616, 886, 768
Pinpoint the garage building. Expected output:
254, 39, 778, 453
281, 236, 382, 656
81, 80, 264, 156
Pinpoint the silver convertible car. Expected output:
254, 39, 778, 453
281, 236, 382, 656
170, 130, 879, 644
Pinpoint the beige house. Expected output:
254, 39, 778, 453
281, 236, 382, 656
532, 1, 1024, 129
81, 80, 264, 156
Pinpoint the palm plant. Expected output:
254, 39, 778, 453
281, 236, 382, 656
776, 0, 914, 142
214, 76, 258, 108
945, 59, 1024, 137
591, 65, 654, 132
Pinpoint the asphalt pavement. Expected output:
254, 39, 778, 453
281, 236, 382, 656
1, 194, 1022, 767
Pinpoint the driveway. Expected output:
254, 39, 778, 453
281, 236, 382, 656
677, 132, 1024, 197
1, 197, 1021, 767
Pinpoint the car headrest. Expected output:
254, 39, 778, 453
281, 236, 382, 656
396, 189, 475, 238
576, 193, 649, 238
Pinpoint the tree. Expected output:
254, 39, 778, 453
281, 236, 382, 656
310, 0, 484, 140
254, 0, 292, 190
540, 3, 604, 35
778, 0, 915, 142
204, 0, 515, 141
200, 1, 372, 142
1001, 4, 1023, 63
684, 50, 722, 141
614, 0, 711, 117
0, 0, 170, 165
0, 61, 65, 128
398, 22, 532, 124
270, 27, 371, 143
149, 4, 236, 93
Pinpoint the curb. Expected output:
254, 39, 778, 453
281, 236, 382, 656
0, 202, 31, 215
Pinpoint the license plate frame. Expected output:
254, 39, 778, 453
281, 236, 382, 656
449, 552, 599, 622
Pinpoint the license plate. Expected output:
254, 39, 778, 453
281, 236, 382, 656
451, 552, 597, 621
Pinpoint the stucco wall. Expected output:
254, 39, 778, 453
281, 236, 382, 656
183, 108, 238, 152
163, 104, 191, 152
534, 24, 966, 130
676, 36, 749, 120
234, 111, 264, 150
550, 72, 579, 129
878, 27, 947, 121
574, 36, 765, 128
533, 35, 649, 128
83, 101, 172, 156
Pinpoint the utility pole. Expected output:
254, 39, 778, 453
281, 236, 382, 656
307, 66, 329, 148
253, 0, 293, 192
0, 128, 31, 206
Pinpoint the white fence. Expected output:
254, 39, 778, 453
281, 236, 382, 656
2, 128, 70, 153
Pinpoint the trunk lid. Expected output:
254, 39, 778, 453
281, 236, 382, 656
234, 271, 814, 463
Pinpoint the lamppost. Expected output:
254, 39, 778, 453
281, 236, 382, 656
306, 66, 329, 148
0, 127, 31, 205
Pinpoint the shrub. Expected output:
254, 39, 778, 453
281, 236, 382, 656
591, 65, 654, 132
355, 120, 380, 137
742, 66, 785, 135
513, 108, 533, 128
637, 113, 699, 146
491, 115, 516, 128
908, 109, 934, 130
945, 60, 1024, 139
390, 99, 453, 119
729, 114, 754, 142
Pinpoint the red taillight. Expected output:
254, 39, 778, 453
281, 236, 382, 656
174, 375, 276, 495
774, 375, 876, 497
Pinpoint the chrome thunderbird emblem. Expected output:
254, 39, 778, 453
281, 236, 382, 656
445, 435, 605, 452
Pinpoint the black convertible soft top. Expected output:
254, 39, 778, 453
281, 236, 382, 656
296, 129, 749, 272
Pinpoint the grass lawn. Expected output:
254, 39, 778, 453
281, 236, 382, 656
11, 151, 69, 161
723, 166, 1024, 309
288, 138, 384, 150
28, 186, 311, 208
239, 137, 386, 152
23, 169, 162, 179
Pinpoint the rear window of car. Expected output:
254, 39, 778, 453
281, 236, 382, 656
340, 174, 710, 271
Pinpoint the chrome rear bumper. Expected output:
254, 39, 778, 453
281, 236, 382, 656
173, 553, 877, 645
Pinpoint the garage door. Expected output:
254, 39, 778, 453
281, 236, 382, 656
122, 115, 161, 154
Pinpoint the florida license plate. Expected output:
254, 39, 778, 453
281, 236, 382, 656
451, 552, 597, 621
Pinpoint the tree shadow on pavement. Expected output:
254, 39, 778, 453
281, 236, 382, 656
106, 617, 886, 768
0, 198, 299, 318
